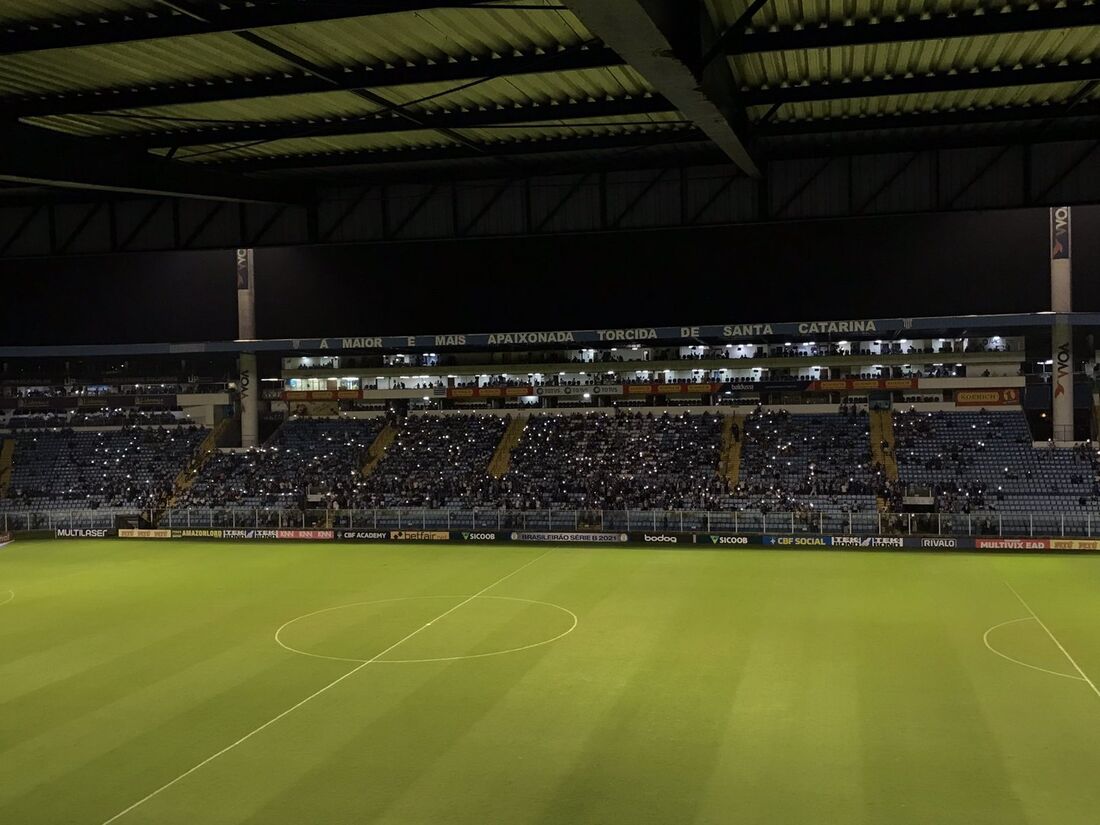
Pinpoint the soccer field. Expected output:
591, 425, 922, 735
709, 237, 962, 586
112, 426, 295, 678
1, 540, 1099, 824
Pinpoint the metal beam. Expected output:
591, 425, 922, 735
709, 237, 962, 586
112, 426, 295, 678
112, 94, 677, 149
0, 1, 557, 56
4, 43, 624, 118
204, 126, 708, 171
758, 101, 1100, 137
0, 122, 307, 203
762, 119, 1100, 159
565, 0, 759, 176
743, 62, 1100, 106
738, 3, 1100, 54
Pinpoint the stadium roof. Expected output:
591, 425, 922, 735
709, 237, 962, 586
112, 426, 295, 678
0, 0, 1096, 203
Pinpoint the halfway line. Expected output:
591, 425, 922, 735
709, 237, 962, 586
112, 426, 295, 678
100, 548, 554, 824
1004, 581, 1100, 701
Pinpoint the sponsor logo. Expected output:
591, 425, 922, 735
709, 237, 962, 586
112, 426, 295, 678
460, 532, 498, 541
921, 538, 959, 549
1054, 340, 1071, 398
171, 529, 224, 539
956, 389, 1021, 407
118, 529, 170, 539
235, 248, 251, 289
340, 531, 389, 541
830, 535, 871, 548
1050, 205, 1070, 260
56, 528, 111, 538
975, 538, 1050, 550
276, 530, 334, 541
766, 536, 831, 547
509, 532, 628, 544
0, 531, 12, 547
389, 531, 449, 541
642, 534, 680, 543
707, 535, 750, 546
1048, 539, 1100, 551
829, 536, 906, 548
224, 529, 278, 540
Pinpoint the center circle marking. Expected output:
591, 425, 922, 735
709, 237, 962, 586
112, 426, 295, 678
276, 595, 577, 664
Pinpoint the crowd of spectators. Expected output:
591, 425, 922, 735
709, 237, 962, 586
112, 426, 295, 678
2, 410, 186, 430
178, 418, 384, 510
730, 408, 884, 514
483, 411, 728, 510
893, 410, 1099, 513
354, 415, 506, 507
13, 406, 1099, 522
0, 425, 207, 512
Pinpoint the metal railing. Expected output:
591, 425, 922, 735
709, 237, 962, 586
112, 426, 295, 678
3, 507, 1097, 538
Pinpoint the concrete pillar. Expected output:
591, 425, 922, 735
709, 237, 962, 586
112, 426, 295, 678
235, 248, 256, 340
235, 248, 259, 447
238, 352, 259, 448
1050, 207, 1073, 443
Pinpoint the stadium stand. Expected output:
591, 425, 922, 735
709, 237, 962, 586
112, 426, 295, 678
0, 426, 207, 515
178, 418, 385, 510
485, 411, 727, 510
730, 409, 883, 514
893, 410, 1098, 514
356, 414, 507, 508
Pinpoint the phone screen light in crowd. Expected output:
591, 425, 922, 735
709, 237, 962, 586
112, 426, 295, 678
583, 393, 591, 399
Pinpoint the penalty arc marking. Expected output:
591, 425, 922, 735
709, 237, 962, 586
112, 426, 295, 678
0, 590, 13, 606
983, 617, 1082, 681
983, 581, 1100, 700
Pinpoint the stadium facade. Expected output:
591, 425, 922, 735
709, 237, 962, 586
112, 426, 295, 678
2, 307, 1100, 547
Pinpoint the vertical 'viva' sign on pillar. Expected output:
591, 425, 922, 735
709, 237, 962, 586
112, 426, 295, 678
236, 249, 259, 448
1050, 207, 1073, 443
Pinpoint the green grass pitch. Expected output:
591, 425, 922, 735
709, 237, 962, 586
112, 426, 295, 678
2, 539, 1100, 824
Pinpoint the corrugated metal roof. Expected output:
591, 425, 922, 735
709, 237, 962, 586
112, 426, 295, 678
710, 0, 1017, 30
756, 81, 1097, 122
0, 0, 154, 25
0, 0, 1092, 179
0, 34, 290, 95
27, 65, 662, 139
169, 118, 695, 165
731, 29, 1099, 91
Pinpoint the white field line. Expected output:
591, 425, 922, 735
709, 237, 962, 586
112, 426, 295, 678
100, 548, 554, 825
982, 617, 1082, 681
1004, 581, 1100, 701
0, 589, 13, 606
275, 595, 578, 665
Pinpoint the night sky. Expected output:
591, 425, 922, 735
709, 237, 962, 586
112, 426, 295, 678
1, 205, 1097, 346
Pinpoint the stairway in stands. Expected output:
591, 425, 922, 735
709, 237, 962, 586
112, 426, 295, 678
361, 421, 397, 477
869, 408, 899, 511
165, 417, 234, 509
0, 437, 14, 497
720, 414, 743, 485
489, 415, 527, 478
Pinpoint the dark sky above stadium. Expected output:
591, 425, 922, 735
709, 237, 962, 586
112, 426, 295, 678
2, 205, 1098, 345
